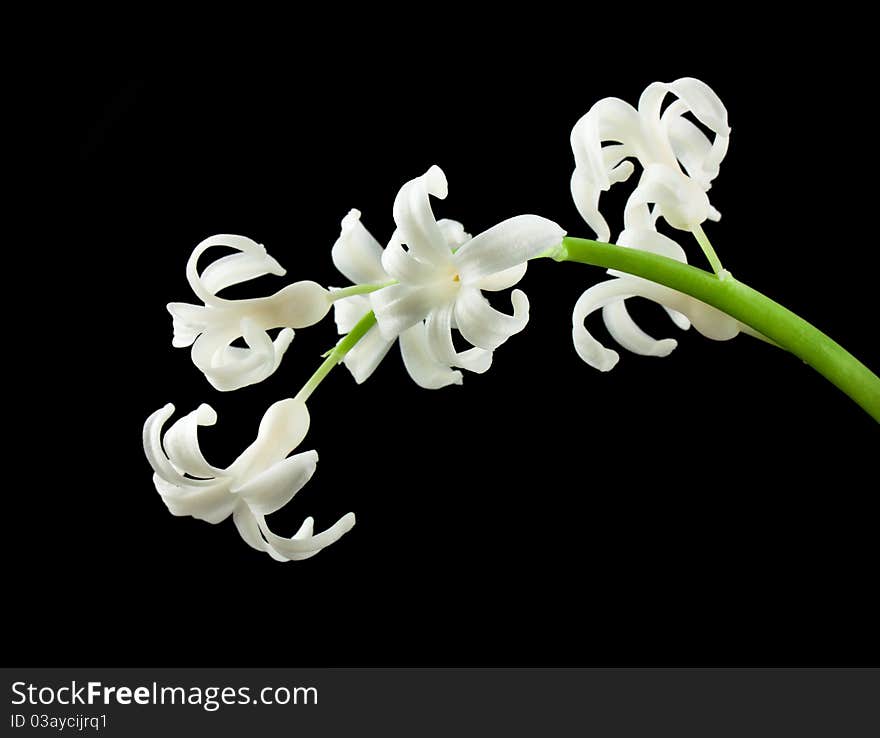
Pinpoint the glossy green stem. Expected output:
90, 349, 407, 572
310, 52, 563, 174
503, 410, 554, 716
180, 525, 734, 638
557, 237, 880, 423
294, 311, 377, 403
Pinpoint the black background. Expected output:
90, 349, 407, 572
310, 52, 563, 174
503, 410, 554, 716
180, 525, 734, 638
15, 22, 878, 667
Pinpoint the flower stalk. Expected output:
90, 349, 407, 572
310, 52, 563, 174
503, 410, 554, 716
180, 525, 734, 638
294, 311, 378, 403
691, 224, 725, 277
554, 236, 880, 422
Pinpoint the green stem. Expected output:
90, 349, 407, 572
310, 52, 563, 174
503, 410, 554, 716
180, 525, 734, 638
330, 281, 396, 301
692, 223, 725, 276
555, 237, 880, 423
294, 311, 377, 403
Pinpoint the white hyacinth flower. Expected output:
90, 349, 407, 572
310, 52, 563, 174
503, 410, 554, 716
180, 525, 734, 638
332, 165, 565, 388
569, 78, 756, 371
168, 234, 332, 391
570, 77, 730, 242
329, 209, 468, 388
143, 398, 355, 561
571, 221, 760, 371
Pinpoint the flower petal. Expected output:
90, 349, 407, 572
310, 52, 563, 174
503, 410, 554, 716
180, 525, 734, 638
161, 403, 222, 479
143, 404, 216, 489
232, 450, 319, 516
476, 262, 527, 292
399, 322, 463, 389
424, 302, 492, 373
667, 77, 730, 136
454, 215, 565, 283
437, 218, 471, 249
233, 506, 288, 561
331, 209, 389, 285
602, 299, 678, 358
257, 512, 357, 560
187, 234, 285, 307
370, 282, 456, 341
191, 319, 285, 392
392, 165, 453, 267
167, 302, 209, 348
332, 293, 371, 334
381, 230, 441, 284
454, 287, 529, 351
569, 97, 643, 241
155, 473, 237, 524
571, 171, 611, 243
572, 281, 630, 371
343, 324, 394, 384
625, 164, 710, 233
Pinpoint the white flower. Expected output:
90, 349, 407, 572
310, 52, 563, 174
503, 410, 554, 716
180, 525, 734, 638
570, 77, 730, 242
143, 398, 354, 561
168, 234, 332, 391
571, 225, 757, 371
331, 166, 565, 388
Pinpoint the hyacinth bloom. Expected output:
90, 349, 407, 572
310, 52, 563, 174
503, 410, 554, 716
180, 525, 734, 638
168, 234, 332, 391
570, 76, 730, 242
331, 208, 476, 388
571, 237, 753, 372
143, 398, 355, 561
332, 165, 565, 388
567, 78, 751, 370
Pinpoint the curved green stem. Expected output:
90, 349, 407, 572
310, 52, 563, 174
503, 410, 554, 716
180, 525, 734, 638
294, 311, 377, 403
555, 237, 880, 423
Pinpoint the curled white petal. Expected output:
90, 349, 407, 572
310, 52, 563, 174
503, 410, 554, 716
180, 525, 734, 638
143, 404, 214, 489
570, 96, 642, 241
626, 164, 710, 233
424, 303, 492, 374
331, 209, 388, 285
186, 234, 285, 307
391, 164, 453, 268
676, 78, 729, 135
382, 230, 442, 284
143, 403, 237, 524
601, 300, 678, 359
256, 512, 357, 561
571, 170, 611, 243
233, 506, 289, 562
399, 322, 464, 389
190, 320, 293, 392
160, 403, 221, 479
454, 287, 529, 351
